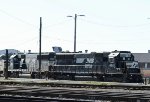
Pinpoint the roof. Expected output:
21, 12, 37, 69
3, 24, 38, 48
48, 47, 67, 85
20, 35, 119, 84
133, 53, 150, 62
108, 52, 119, 58
10, 55, 18, 59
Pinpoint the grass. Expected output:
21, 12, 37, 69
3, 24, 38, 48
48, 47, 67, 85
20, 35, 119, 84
80, 81, 116, 85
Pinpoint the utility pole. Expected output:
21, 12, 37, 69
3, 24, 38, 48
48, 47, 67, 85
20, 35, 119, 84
67, 14, 85, 52
39, 17, 42, 79
74, 14, 77, 52
4, 49, 8, 79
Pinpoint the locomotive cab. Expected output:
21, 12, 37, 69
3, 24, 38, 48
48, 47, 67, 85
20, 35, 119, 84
9, 54, 27, 70
9, 55, 21, 69
108, 51, 134, 69
108, 51, 143, 82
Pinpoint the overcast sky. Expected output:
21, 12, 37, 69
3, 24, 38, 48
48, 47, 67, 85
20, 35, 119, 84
0, 0, 150, 53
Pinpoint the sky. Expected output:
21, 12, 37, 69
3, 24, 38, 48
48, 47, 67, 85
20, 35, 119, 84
0, 0, 150, 53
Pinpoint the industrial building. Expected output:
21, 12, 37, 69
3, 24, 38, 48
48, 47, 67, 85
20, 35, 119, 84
133, 51, 150, 78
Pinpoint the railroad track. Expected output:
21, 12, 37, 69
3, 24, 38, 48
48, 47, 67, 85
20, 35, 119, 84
0, 85, 150, 102
0, 95, 81, 102
0, 80, 149, 90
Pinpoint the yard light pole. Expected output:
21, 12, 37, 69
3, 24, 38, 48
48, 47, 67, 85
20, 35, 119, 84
67, 14, 85, 52
39, 17, 42, 79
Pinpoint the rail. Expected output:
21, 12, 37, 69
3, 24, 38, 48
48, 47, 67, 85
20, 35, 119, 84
0, 79, 148, 90
0, 85, 149, 102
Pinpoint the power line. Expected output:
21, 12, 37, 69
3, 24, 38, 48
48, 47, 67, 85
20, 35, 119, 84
44, 19, 71, 29
79, 18, 150, 28
0, 8, 38, 28
8, 37, 38, 47
42, 35, 73, 43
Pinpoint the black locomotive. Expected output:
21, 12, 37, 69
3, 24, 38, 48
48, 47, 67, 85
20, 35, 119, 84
48, 51, 143, 82
4, 50, 143, 83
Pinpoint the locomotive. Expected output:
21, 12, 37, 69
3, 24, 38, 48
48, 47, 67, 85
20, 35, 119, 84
48, 51, 143, 82
0, 50, 143, 83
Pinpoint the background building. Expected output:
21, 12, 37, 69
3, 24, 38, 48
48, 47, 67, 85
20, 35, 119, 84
133, 51, 150, 78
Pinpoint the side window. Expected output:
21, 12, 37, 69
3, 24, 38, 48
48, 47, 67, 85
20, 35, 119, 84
109, 58, 114, 63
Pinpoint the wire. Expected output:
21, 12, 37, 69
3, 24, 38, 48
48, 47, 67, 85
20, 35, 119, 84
44, 19, 71, 29
42, 35, 73, 43
9, 37, 38, 47
0, 8, 38, 28
79, 18, 150, 28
